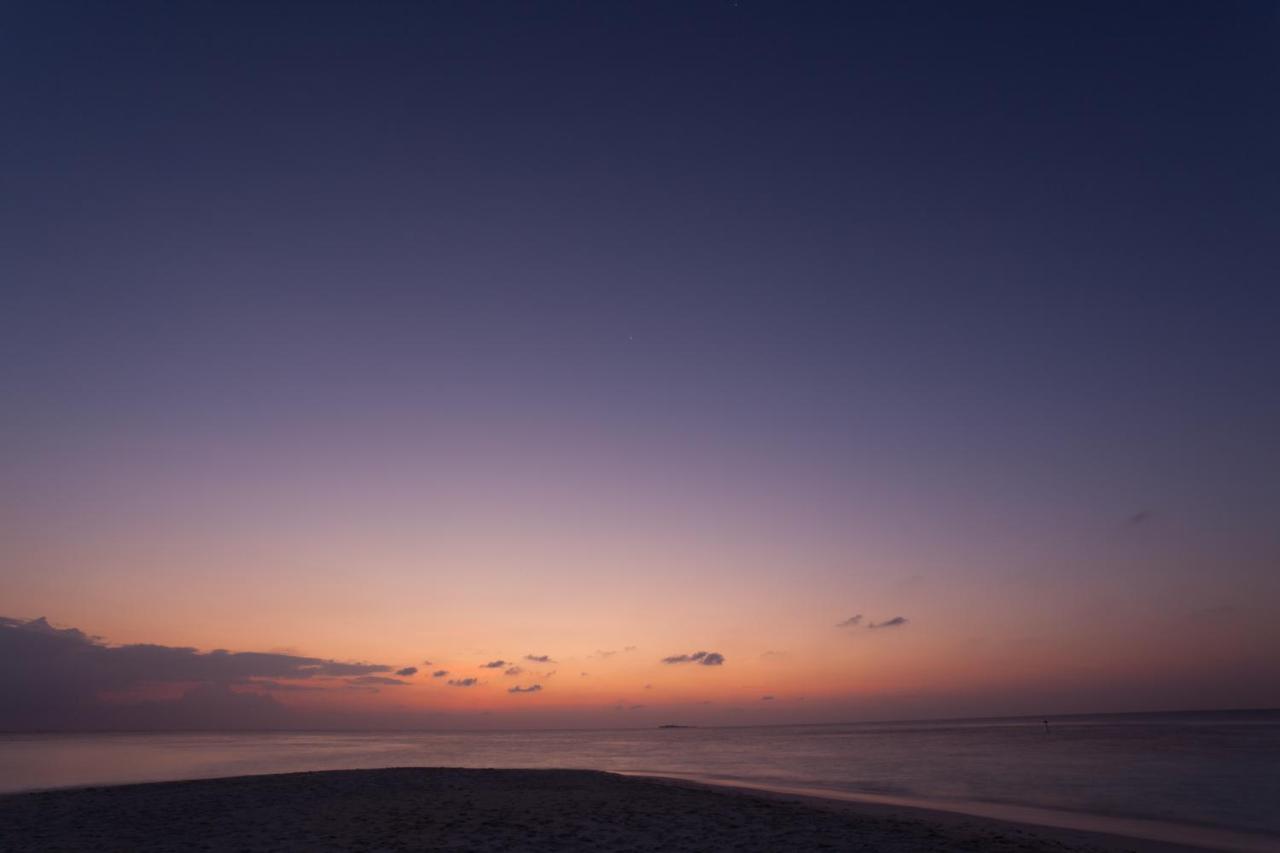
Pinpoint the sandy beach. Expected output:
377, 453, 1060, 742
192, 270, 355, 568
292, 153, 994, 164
0, 767, 1205, 853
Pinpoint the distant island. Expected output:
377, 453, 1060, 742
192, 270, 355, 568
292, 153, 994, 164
657, 724, 694, 729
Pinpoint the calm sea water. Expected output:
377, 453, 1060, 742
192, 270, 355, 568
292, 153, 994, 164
2, 710, 1277, 850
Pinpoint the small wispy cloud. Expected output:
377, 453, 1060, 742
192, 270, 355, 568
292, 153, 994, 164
508, 684, 542, 694
836, 614, 863, 628
503, 666, 523, 677
431, 670, 449, 678
661, 651, 725, 666
869, 616, 908, 629
761, 695, 775, 701
1185, 604, 1242, 620
347, 676, 408, 686
524, 654, 553, 663
249, 680, 325, 692
447, 678, 478, 687
395, 666, 418, 677
480, 660, 507, 669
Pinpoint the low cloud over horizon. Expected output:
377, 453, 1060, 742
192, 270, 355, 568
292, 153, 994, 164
0, 616, 396, 730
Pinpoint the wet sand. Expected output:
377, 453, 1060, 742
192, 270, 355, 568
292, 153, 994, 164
0, 767, 1217, 852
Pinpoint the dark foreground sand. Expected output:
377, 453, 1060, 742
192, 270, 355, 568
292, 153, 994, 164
0, 767, 1184, 852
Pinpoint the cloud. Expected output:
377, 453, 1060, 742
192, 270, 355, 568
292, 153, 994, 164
431, 670, 449, 678
524, 654, 553, 663
394, 667, 418, 677
761, 695, 775, 701
869, 616, 908, 629
347, 676, 408, 686
1127, 510, 1152, 526
507, 684, 542, 694
0, 615, 395, 730
661, 651, 725, 666
480, 660, 507, 669
422, 659, 433, 666
447, 678, 478, 687
503, 666, 523, 676
836, 615, 863, 628
241, 680, 326, 692
1, 616, 93, 642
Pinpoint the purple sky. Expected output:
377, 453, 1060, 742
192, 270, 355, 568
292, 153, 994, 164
2, 1, 1278, 730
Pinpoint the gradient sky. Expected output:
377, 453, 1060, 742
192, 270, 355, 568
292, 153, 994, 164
2, 1, 1279, 730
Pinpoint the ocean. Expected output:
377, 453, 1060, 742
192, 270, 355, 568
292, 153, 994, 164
2, 710, 1277, 851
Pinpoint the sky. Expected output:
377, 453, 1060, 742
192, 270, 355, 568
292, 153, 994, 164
2, 1, 1278, 731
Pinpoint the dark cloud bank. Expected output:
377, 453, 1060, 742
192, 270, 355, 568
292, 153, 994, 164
0, 616, 396, 731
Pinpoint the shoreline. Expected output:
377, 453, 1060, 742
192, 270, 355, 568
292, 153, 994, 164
2, 767, 1277, 853
624, 772, 1280, 853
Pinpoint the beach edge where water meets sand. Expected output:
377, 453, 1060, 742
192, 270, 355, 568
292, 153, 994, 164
2, 767, 1274, 853
622, 772, 1280, 853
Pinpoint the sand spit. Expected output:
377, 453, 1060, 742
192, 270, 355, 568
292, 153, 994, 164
0, 767, 1184, 852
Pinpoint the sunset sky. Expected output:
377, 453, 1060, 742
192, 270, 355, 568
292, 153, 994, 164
3, 1, 1278, 730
